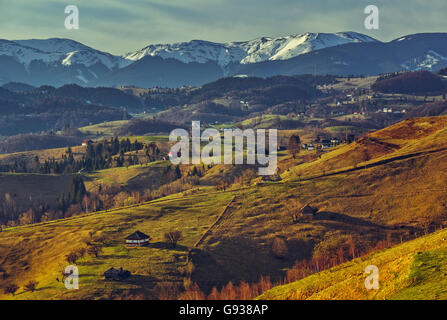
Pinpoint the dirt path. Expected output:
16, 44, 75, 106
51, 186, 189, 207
193, 195, 237, 248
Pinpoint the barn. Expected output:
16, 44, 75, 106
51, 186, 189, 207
104, 267, 131, 281
125, 231, 150, 247
300, 204, 318, 217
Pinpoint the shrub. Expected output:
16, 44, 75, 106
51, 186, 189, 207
24, 280, 39, 292
272, 237, 289, 259
155, 281, 181, 300
87, 244, 103, 257
66, 251, 80, 264
164, 230, 182, 248
4, 284, 19, 296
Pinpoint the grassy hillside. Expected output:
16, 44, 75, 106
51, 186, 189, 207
1, 115, 447, 300
0, 173, 71, 211
258, 228, 447, 300
0, 191, 234, 300
84, 161, 170, 192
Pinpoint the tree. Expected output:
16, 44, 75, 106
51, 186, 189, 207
87, 244, 103, 257
66, 251, 80, 264
4, 284, 19, 296
24, 280, 39, 292
164, 230, 182, 248
283, 199, 302, 224
288, 135, 301, 158
271, 237, 288, 259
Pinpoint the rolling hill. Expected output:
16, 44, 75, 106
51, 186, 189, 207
257, 227, 447, 300
1, 115, 447, 299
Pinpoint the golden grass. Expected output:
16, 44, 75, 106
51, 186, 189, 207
0, 191, 234, 300
257, 228, 447, 300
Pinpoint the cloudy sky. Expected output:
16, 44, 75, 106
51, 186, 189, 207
0, 0, 446, 55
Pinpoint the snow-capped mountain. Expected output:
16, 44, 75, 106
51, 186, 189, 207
0, 39, 61, 69
1, 32, 447, 88
123, 32, 378, 73
0, 38, 132, 86
11, 38, 131, 70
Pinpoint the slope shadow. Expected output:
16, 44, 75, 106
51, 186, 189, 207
147, 241, 189, 252
190, 236, 314, 294
314, 211, 386, 229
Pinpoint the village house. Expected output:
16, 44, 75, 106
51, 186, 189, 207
103, 267, 131, 281
300, 204, 318, 219
320, 140, 332, 149
331, 138, 340, 146
81, 139, 93, 146
125, 231, 151, 247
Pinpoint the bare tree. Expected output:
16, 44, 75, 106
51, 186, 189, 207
87, 244, 103, 257
272, 237, 289, 259
288, 135, 301, 158
66, 251, 80, 264
164, 230, 182, 248
283, 199, 302, 224
24, 280, 39, 292
4, 284, 19, 296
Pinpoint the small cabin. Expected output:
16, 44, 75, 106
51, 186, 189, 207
125, 231, 150, 247
331, 138, 340, 146
104, 267, 131, 281
81, 139, 93, 146
321, 140, 331, 149
300, 204, 318, 217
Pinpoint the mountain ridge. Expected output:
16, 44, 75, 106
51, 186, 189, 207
1, 32, 447, 87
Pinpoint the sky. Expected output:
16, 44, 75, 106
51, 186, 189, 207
0, 0, 446, 55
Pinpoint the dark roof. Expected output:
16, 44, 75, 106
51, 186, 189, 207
104, 267, 131, 280
104, 267, 121, 276
125, 231, 150, 241
300, 204, 318, 215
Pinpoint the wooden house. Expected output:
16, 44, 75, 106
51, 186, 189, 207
103, 267, 131, 281
81, 139, 93, 146
125, 231, 150, 247
300, 204, 318, 217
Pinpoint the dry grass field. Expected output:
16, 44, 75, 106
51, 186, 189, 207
1, 116, 447, 299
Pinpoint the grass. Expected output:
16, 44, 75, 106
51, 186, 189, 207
257, 228, 447, 300
2, 115, 447, 299
0, 191, 234, 300
84, 161, 170, 192
0, 172, 71, 211
78, 120, 130, 138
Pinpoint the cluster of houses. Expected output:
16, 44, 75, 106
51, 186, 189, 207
301, 138, 341, 151
379, 107, 407, 114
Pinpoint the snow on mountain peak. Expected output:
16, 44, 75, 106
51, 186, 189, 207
0, 32, 378, 84
123, 31, 378, 71
0, 38, 130, 71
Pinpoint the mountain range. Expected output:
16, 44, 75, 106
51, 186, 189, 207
1, 32, 447, 88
